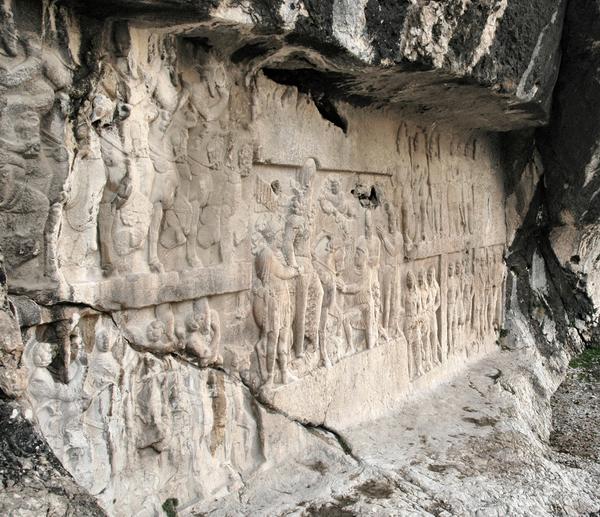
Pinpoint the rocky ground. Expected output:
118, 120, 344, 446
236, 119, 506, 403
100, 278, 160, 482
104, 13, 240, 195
550, 347, 600, 480
192, 341, 600, 517
0, 397, 105, 517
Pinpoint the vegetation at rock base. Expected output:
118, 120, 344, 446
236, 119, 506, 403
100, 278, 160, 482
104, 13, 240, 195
570, 346, 600, 381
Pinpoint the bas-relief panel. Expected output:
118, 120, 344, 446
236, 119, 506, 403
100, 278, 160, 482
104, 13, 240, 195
244, 79, 506, 395
22, 315, 263, 515
0, 8, 508, 514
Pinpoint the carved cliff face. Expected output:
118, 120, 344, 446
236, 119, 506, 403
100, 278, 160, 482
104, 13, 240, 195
0, 2, 513, 515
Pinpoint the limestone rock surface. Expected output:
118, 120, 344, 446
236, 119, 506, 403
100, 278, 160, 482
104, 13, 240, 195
62, 0, 566, 130
0, 0, 599, 516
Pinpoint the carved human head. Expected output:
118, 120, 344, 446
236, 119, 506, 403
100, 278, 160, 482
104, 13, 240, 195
406, 271, 415, 289
329, 179, 340, 195
156, 108, 173, 132
448, 263, 454, 276
427, 266, 436, 282
293, 194, 307, 215
455, 262, 462, 275
192, 298, 211, 333
11, 111, 41, 157
417, 270, 426, 286
270, 180, 281, 195
96, 329, 111, 353
146, 320, 166, 343
33, 342, 54, 368
185, 312, 200, 332
0, 2, 18, 58
70, 329, 83, 351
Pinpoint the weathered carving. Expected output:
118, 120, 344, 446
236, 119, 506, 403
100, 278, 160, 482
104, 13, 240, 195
253, 221, 299, 387
339, 236, 378, 353
0, 12, 510, 514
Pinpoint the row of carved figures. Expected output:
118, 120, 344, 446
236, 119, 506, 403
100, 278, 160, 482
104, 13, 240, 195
26, 324, 251, 503
250, 161, 505, 388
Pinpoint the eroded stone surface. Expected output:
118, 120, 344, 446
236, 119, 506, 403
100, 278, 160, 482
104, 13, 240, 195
193, 341, 600, 516
0, 0, 598, 516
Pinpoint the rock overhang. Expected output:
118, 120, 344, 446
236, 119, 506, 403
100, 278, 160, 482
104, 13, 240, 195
58, 0, 566, 131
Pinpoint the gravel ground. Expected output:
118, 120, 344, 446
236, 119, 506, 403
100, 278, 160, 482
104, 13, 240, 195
550, 347, 600, 465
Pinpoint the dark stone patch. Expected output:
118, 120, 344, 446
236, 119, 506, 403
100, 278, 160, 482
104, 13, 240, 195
499, 129, 536, 199
354, 478, 395, 499
473, 0, 565, 109
427, 464, 449, 473
0, 398, 105, 514
262, 67, 353, 132
246, 0, 285, 30
537, 0, 600, 226
446, 1, 496, 68
350, 184, 380, 209
291, 0, 337, 51
462, 416, 499, 427
230, 39, 281, 63
364, 0, 410, 62
306, 460, 329, 475
333, 494, 358, 507
302, 502, 357, 516
62, 0, 217, 20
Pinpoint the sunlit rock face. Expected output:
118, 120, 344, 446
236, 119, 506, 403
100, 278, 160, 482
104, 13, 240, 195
3, 0, 597, 516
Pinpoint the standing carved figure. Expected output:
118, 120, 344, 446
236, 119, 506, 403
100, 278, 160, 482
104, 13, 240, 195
364, 210, 384, 339
27, 341, 86, 458
492, 248, 505, 330
253, 224, 300, 387
83, 329, 120, 486
473, 251, 487, 342
410, 130, 431, 242
427, 131, 445, 239
319, 178, 356, 238
455, 261, 465, 351
162, 94, 201, 267
283, 159, 323, 358
485, 248, 496, 333
417, 270, 432, 371
447, 164, 462, 237
404, 271, 423, 379
377, 201, 404, 334
462, 257, 475, 347
461, 165, 474, 235
446, 263, 457, 357
313, 234, 344, 368
147, 105, 180, 273
426, 266, 441, 365
338, 237, 377, 353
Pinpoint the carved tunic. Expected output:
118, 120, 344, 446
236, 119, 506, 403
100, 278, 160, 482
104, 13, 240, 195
256, 246, 294, 332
